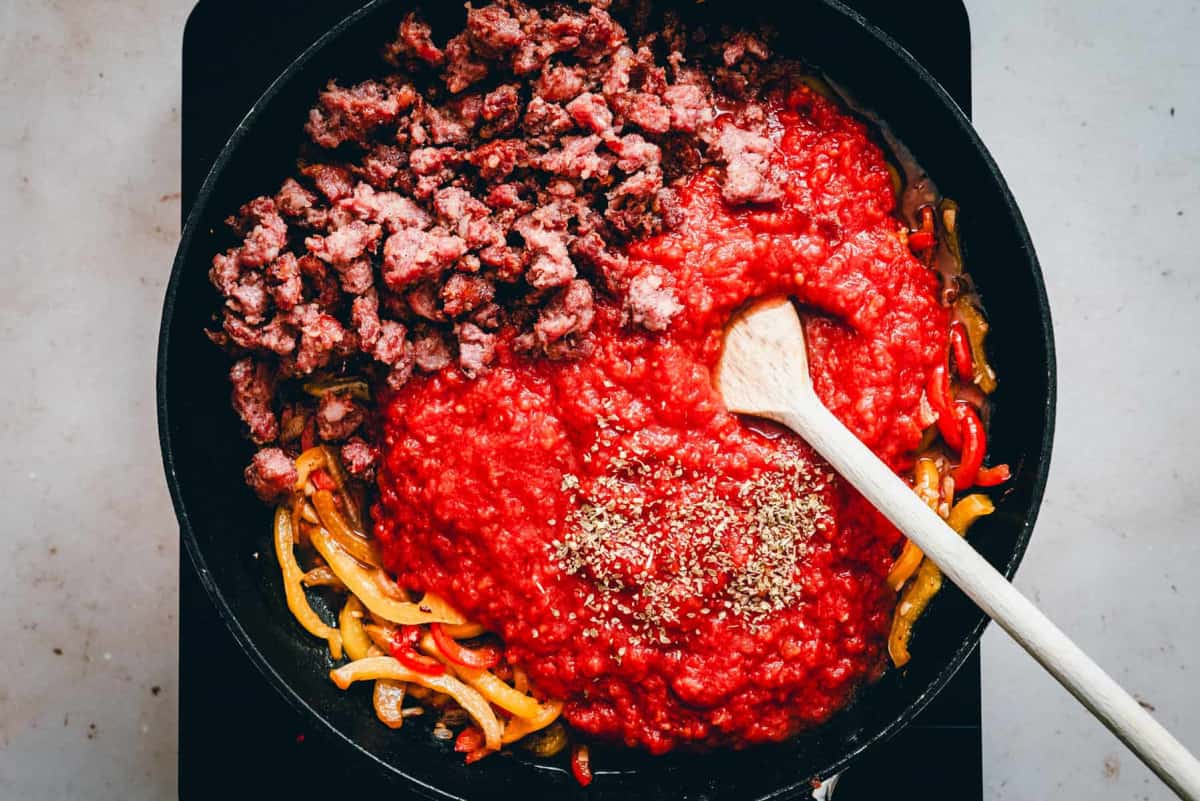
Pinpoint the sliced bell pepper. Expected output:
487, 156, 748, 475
571, 743, 593, 787
889, 494, 995, 666
390, 626, 446, 676
953, 406, 986, 490
310, 468, 336, 492
455, 726, 484, 753
926, 364, 963, 451
954, 299, 998, 394
431, 622, 502, 670
907, 205, 937, 252
888, 559, 942, 667
949, 321, 974, 382
975, 464, 1011, 487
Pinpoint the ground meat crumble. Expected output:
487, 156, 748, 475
207, 0, 801, 486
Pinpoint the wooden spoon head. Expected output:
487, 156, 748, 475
716, 297, 814, 418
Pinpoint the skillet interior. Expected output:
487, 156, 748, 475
159, 1, 1055, 797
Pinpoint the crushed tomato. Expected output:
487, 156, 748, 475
376, 89, 951, 752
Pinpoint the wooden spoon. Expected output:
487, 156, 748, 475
717, 297, 1200, 800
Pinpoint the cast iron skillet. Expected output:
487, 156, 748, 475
158, 0, 1055, 797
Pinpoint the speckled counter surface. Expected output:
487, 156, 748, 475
1, 1, 1196, 799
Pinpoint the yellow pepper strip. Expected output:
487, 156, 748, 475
502, 700, 564, 744
330, 656, 502, 750
888, 559, 942, 668
887, 541, 925, 593
887, 458, 941, 590
312, 490, 380, 567
294, 447, 327, 491
309, 527, 465, 625
948, 493, 995, 535
338, 596, 372, 662
954, 299, 998, 394
417, 632, 542, 719
460, 668, 542, 720
274, 507, 343, 659
888, 494, 996, 667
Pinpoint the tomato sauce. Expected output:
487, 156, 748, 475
376, 88, 948, 752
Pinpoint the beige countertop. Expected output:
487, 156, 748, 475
0, 1, 1196, 799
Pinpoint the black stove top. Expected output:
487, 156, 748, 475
179, 3, 978, 798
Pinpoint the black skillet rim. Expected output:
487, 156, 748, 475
157, 0, 1057, 796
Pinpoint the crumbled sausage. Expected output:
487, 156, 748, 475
443, 34, 489, 93
305, 219, 382, 265
209, 2, 798, 498
412, 327, 454, 371
229, 197, 287, 267
467, 4, 524, 57
315, 392, 366, 441
305, 80, 415, 149
351, 290, 382, 350
454, 322, 496, 377
301, 163, 354, 202
381, 227, 468, 290
244, 447, 297, 503
230, 358, 278, 444
289, 304, 346, 375
714, 123, 784, 205
339, 183, 431, 232
386, 13, 445, 66
266, 253, 304, 311
340, 437, 378, 479
565, 92, 614, 135
441, 273, 496, 317
535, 279, 595, 357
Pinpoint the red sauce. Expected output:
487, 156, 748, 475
376, 88, 948, 752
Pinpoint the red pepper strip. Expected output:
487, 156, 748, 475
301, 418, 317, 452
907, 231, 935, 250
455, 726, 484, 753
463, 748, 491, 765
430, 623, 502, 670
926, 364, 963, 450
571, 743, 593, 787
975, 464, 1011, 487
949, 322, 974, 382
310, 468, 336, 492
908, 205, 937, 251
953, 406, 987, 490
389, 626, 446, 676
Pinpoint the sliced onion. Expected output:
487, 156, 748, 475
338, 596, 372, 662
373, 680, 407, 729
274, 507, 342, 659
438, 622, 487, 639
419, 632, 540, 719
502, 699, 564, 744
294, 448, 327, 491
312, 490, 380, 567
301, 565, 346, 590
330, 656, 502, 750
309, 527, 464, 626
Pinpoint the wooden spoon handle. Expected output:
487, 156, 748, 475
779, 401, 1200, 801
